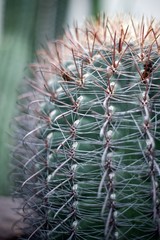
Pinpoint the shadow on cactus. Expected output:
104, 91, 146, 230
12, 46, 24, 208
12, 15, 160, 240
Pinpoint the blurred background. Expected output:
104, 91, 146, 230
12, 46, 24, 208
0, 0, 100, 197
0, 0, 160, 197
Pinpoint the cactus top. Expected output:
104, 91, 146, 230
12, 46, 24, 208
34, 15, 160, 74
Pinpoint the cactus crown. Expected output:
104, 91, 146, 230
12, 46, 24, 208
13, 15, 160, 240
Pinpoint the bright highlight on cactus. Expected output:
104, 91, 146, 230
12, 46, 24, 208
13, 15, 160, 240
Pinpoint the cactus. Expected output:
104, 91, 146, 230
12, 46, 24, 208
13, 15, 160, 240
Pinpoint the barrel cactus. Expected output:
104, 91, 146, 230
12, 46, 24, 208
13, 15, 160, 240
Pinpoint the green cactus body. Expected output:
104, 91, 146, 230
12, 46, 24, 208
13, 16, 160, 239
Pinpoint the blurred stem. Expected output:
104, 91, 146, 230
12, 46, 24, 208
0, 0, 4, 44
35, 0, 69, 48
92, 0, 100, 17
54, 0, 69, 38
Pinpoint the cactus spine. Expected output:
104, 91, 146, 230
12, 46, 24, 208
13, 16, 160, 239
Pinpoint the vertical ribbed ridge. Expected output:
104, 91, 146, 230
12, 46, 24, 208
99, 48, 160, 239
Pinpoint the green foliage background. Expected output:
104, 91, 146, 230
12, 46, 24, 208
0, 0, 100, 196
0, 0, 69, 195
